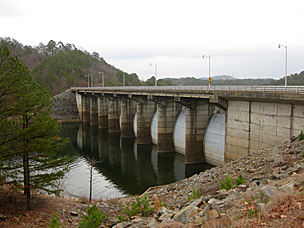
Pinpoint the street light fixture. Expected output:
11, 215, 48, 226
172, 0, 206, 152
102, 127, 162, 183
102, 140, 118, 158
202, 55, 211, 86
98, 72, 105, 87
278, 44, 288, 87
85, 74, 92, 87
150, 63, 157, 86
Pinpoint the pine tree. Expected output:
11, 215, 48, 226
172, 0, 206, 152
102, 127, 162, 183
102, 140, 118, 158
0, 46, 72, 209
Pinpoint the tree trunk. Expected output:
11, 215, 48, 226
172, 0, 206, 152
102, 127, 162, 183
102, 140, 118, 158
23, 150, 30, 209
89, 166, 92, 202
23, 114, 31, 209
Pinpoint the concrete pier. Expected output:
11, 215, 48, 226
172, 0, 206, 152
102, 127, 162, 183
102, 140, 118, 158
97, 96, 108, 128
157, 98, 182, 153
120, 96, 136, 137
73, 86, 304, 166
90, 95, 98, 125
107, 96, 120, 133
136, 98, 156, 144
184, 100, 214, 164
81, 95, 90, 122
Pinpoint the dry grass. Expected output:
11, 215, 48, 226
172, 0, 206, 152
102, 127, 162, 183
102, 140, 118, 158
259, 191, 291, 219
201, 215, 233, 228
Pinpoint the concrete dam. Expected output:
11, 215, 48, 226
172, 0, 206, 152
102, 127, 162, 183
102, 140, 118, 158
71, 86, 304, 166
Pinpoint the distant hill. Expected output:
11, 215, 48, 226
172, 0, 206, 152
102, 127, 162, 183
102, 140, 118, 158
200, 75, 236, 80
1, 37, 303, 91
0, 37, 141, 95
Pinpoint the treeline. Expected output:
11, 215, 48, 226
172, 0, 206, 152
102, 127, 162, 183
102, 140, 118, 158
0, 38, 141, 95
1, 38, 303, 94
268, 71, 304, 86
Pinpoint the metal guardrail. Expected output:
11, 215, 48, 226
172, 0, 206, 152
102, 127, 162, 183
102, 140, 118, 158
71, 86, 304, 94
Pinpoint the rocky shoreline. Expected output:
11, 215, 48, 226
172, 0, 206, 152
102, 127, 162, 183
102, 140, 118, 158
4, 90, 301, 227
50, 89, 80, 121
102, 139, 304, 227
1, 138, 303, 227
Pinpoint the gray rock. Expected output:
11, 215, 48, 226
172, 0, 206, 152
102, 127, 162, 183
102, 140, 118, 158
113, 221, 132, 228
207, 198, 218, 205
156, 206, 169, 216
173, 204, 199, 224
159, 219, 183, 228
279, 181, 296, 192
159, 213, 173, 221
259, 185, 277, 202
70, 211, 78, 216
189, 198, 202, 207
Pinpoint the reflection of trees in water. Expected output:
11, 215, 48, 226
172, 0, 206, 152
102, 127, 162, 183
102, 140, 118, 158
59, 123, 213, 196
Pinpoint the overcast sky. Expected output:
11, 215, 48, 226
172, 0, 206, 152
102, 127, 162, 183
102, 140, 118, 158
1, 0, 304, 80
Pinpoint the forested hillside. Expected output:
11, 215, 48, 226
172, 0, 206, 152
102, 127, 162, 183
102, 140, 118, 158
0, 38, 141, 95
269, 71, 304, 85
1, 37, 303, 94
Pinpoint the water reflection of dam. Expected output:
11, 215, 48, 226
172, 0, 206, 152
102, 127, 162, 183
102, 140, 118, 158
60, 123, 213, 199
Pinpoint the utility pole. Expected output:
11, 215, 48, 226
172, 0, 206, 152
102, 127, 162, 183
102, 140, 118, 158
99, 72, 105, 87
150, 63, 157, 86
202, 55, 211, 86
278, 44, 288, 87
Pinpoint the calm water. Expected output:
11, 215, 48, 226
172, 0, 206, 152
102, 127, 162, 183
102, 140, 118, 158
59, 123, 213, 200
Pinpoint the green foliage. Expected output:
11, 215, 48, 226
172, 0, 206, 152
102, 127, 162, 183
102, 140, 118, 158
158, 198, 168, 208
234, 174, 247, 186
298, 130, 304, 141
123, 196, 155, 218
78, 205, 106, 228
188, 189, 201, 201
220, 174, 247, 190
220, 174, 234, 191
0, 46, 72, 209
115, 215, 126, 223
246, 209, 256, 219
302, 152, 304, 163
0, 37, 142, 95
49, 213, 61, 228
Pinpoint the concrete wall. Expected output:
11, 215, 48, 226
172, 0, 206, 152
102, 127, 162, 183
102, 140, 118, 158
225, 100, 304, 162
136, 99, 156, 144
157, 98, 182, 153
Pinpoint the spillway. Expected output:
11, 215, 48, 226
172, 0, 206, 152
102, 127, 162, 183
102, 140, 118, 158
150, 109, 158, 145
204, 113, 225, 166
133, 112, 137, 137
173, 109, 186, 154
134, 108, 225, 166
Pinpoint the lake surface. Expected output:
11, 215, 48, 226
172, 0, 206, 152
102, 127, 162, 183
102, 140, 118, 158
59, 123, 213, 200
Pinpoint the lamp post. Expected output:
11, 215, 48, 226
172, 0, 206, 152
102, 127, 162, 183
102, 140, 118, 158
278, 44, 288, 87
150, 63, 157, 86
202, 55, 211, 86
98, 72, 105, 87
85, 74, 92, 87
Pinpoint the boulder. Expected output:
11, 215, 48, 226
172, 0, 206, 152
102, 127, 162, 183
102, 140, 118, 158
173, 205, 199, 224
258, 186, 277, 202
159, 219, 183, 228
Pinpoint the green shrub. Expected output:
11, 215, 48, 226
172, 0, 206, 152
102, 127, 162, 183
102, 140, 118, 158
78, 205, 106, 228
49, 213, 61, 228
123, 196, 154, 218
187, 189, 201, 201
115, 215, 126, 223
234, 174, 247, 186
220, 174, 233, 190
246, 209, 256, 219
